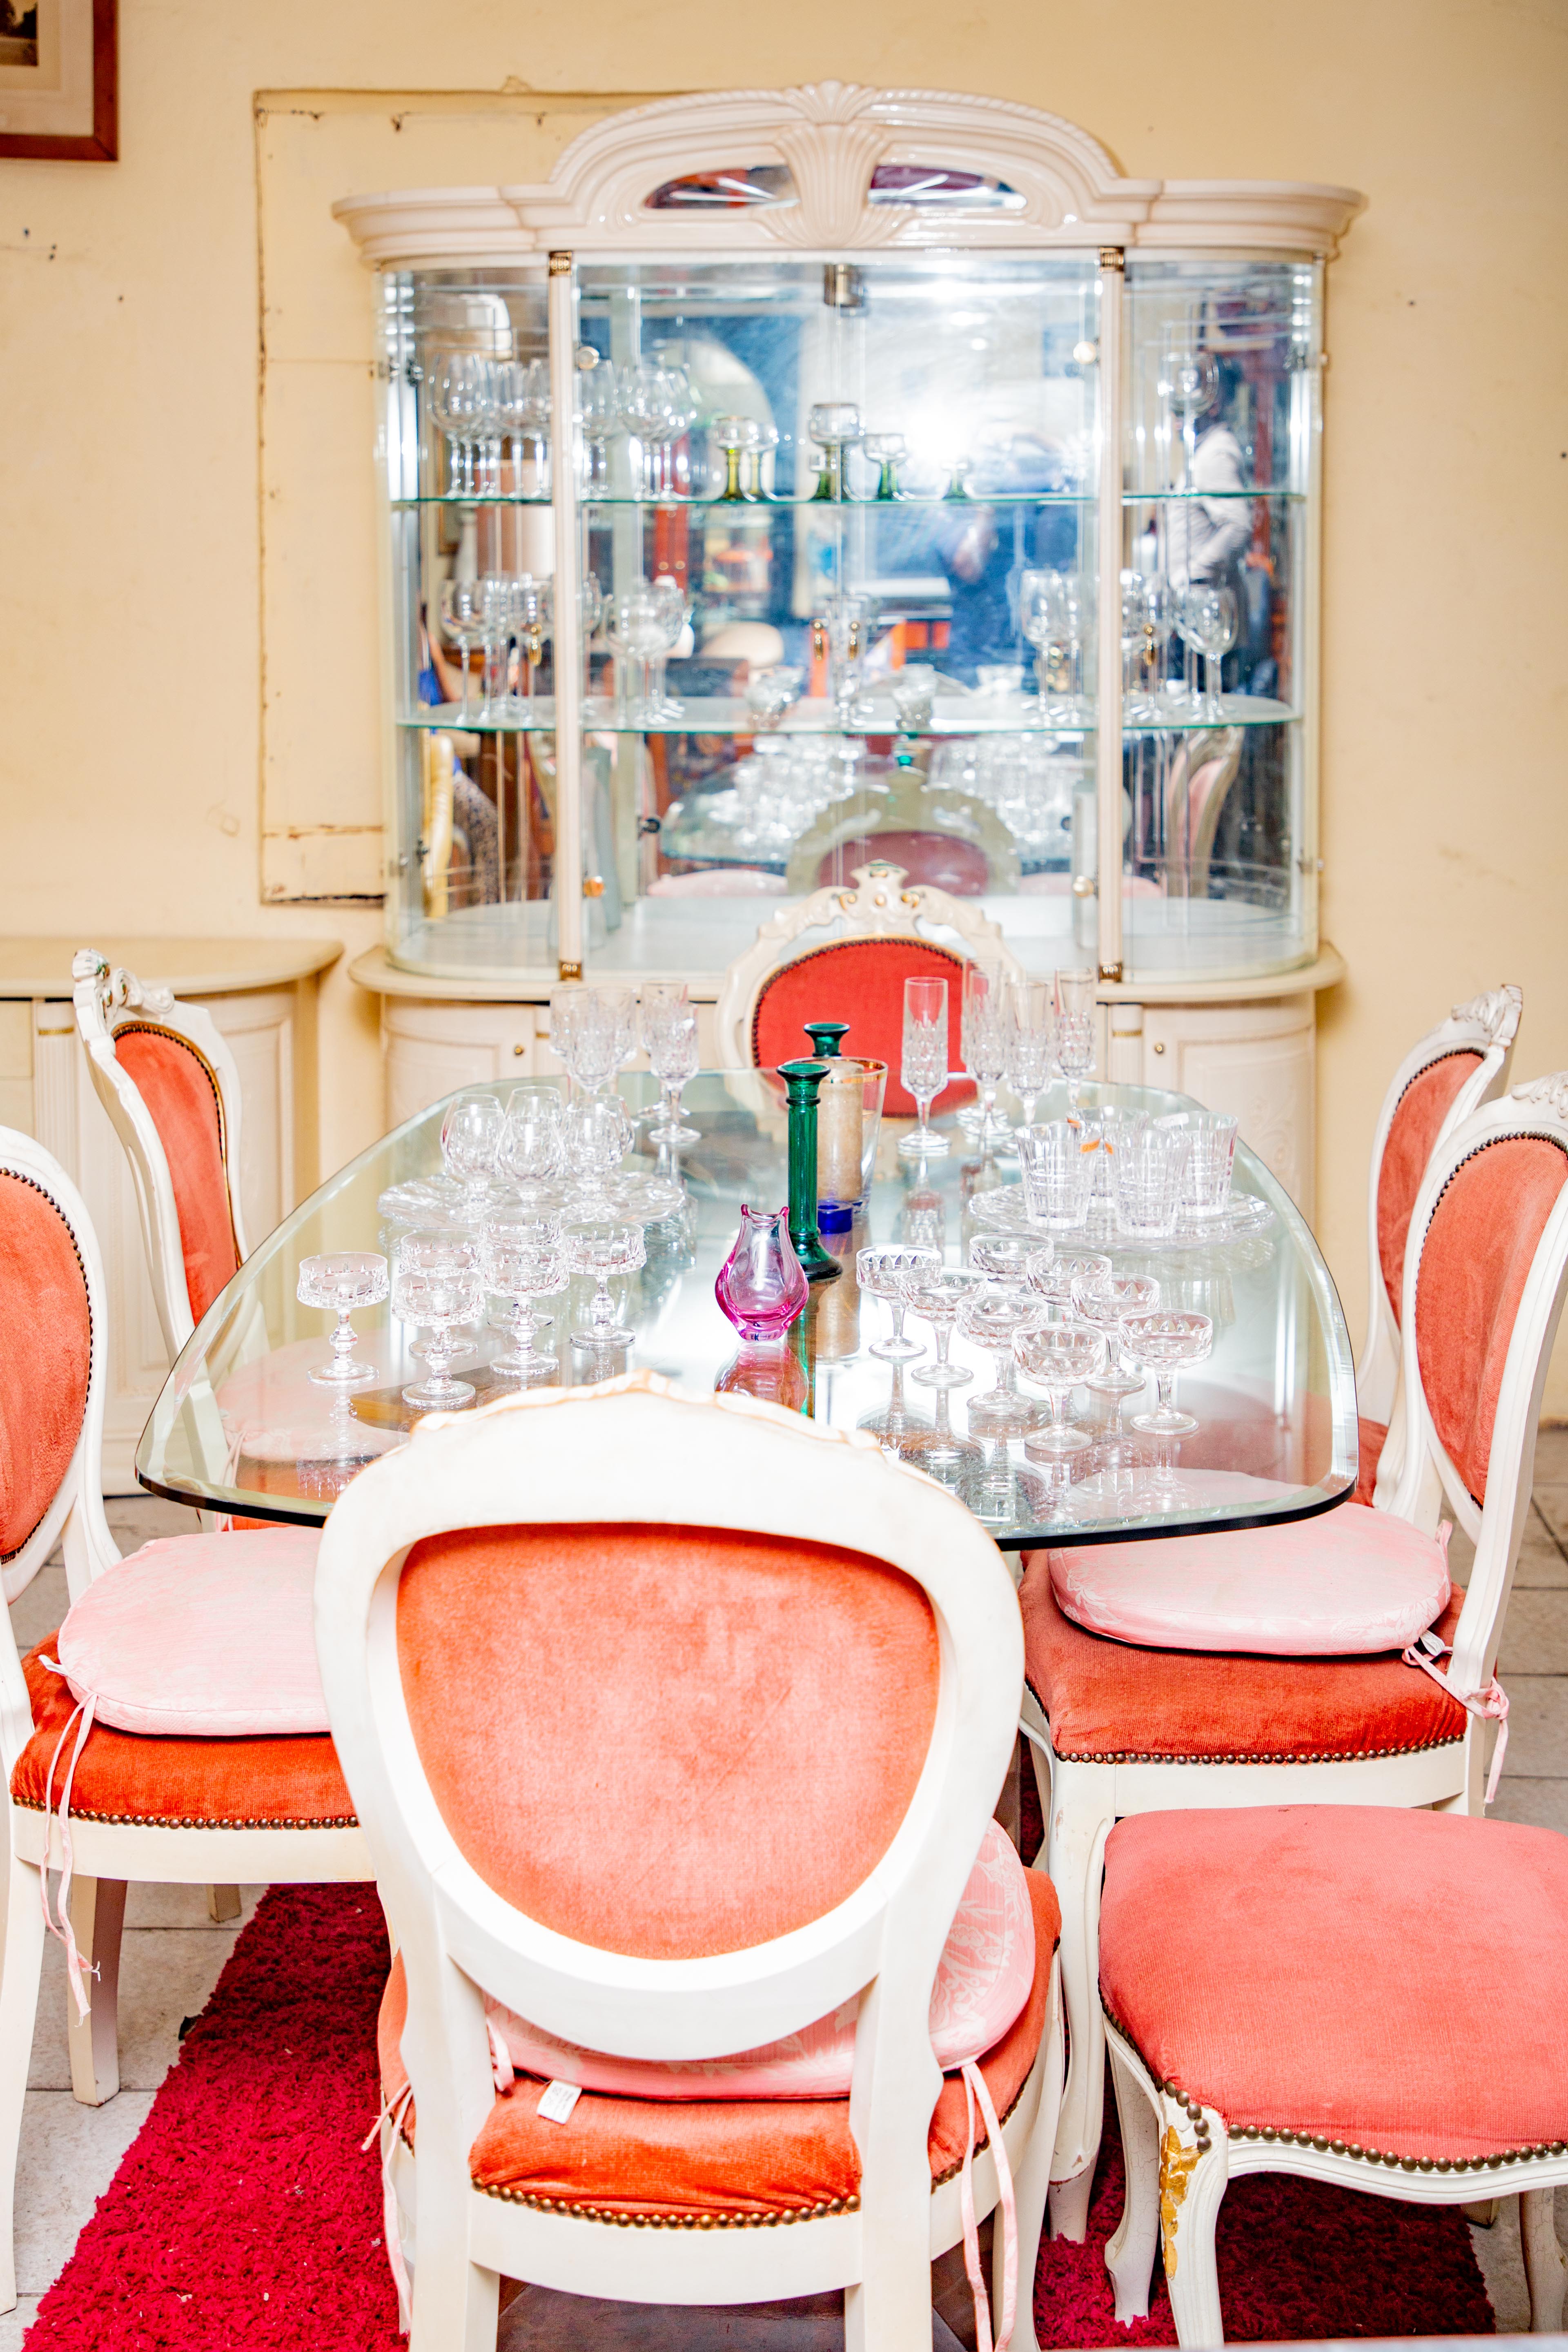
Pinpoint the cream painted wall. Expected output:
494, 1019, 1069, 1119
1, 2, 1564, 1396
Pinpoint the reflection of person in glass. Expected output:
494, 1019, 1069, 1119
935, 433, 1080, 684
1165, 350, 1249, 599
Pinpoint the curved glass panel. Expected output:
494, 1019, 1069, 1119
646, 166, 797, 211
868, 164, 1025, 212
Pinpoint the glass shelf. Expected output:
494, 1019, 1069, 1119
396, 692, 1298, 738
390, 487, 1298, 512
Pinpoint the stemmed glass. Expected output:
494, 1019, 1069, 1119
1016, 1321, 1107, 1461
440, 1090, 505, 1218
1124, 1310, 1214, 1437
712, 415, 760, 503
474, 575, 515, 718
1178, 585, 1238, 722
496, 1086, 564, 1205
969, 1236, 1045, 1284
560, 1096, 633, 1216
297, 1252, 388, 1385
1005, 978, 1055, 1129
807, 402, 862, 501
619, 362, 676, 497
564, 1219, 645, 1350
392, 1230, 483, 1411
856, 1245, 940, 1361
900, 1263, 987, 1389
520, 359, 553, 492
864, 431, 906, 501
659, 366, 698, 494
429, 352, 486, 496
605, 582, 667, 720
959, 964, 1009, 1142
553, 986, 625, 1097
641, 981, 699, 1144
1073, 1272, 1162, 1398
482, 1209, 565, 1379
898, 976, 950, 1158
956, 1285, 1048, 1436
1122, 572, 1175, 721
1025, 1248, 1111, 1310
1054, 968, 1096, 1118
891, 666, 937, 733
1019, 569, 1091, 724
576, 361, 621, 489
644, 576, 690, 721
439, 576, 482, 724
508, 575, 548, 718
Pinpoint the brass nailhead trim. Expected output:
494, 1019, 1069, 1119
475, 2183, 860, 2228
1056, 1736, 1464, 1765
10, 1797, 357, 1830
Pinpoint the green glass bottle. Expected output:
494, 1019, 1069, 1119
777, 1059, 840, 1283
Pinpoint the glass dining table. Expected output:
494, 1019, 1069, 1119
136, 1072, 1357, 1550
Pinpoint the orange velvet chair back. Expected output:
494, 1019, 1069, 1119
1414, 1132, 1568, 1505
0, 1171, 92, 1563
394, 1520, 940, 1960
113, 1025, 241, 1325
751, 938, 974, 1115
1376, 1051, 1484, 1325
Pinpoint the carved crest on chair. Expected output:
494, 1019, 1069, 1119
1511, 1071, 1568, 1123
1449, 984, 1523, 1046
70, 949, 175, 1027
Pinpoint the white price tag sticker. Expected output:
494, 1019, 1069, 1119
537, 2078, 583, 2125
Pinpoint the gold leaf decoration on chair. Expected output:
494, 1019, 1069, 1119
1158, 2124, 1200, 2276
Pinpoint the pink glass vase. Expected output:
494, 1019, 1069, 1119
715, 1204, 810, 1341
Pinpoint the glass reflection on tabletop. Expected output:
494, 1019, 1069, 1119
139, 1072, 1355, 1550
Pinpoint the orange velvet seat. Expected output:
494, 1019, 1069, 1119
1100, 1805, 1568, 2163
1355, 1416, 1388, 1506
9, 1638, 356, 1828
377, 1871, 1060, 2222
1019, 1568, 1466, 1762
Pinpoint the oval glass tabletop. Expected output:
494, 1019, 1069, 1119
137, 1073, 1356, 1548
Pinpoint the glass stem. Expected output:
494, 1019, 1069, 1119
915, 1091, 933, 1143
933, 1323, 953, 1369
889, 1302, 908, 1348
998, 1354, 1017, 1395
332, 1311, 355, 1366
1156, 1372, 1176, 1416
661, 1078, 682, 1129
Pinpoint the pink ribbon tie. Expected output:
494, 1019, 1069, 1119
37, 1659, 100, 2022
958, 2058, 1018, 2352
1401, 1639, 1510, 1805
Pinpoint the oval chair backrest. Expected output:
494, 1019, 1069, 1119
752, 937, 973, 1114
815, 831, 991, 898
1392, 1077, 1568, 1695
0, 1129, 114, 1614
314, 1375, 1021, 2147
71, 953, 247, 1356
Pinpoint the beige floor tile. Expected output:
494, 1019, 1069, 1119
1494, 1677, 1568, 1777
1532, 1428, 1568, 1480
1513, 1515, 1568, 1588
1497, 1586, 1568, 1675
0, 2297, 40, 2349
9, 1560, 66, 1656
1489, 1778, 1568, 1832
1530, 1483, 1568, 1551
103, 1496, 200, 1547
1468, 2186, 1568, 2334
124, 1882, 265, 1930
28, 1920, 254, 2094
12, 2088, 154, 2296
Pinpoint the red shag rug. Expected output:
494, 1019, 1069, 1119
26, 1883, 1493, 2348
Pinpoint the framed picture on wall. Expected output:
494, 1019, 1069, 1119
0, 0, 115, 160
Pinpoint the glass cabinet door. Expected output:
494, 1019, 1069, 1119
570, 252, 1102, 970
1118, 258, 1323, 980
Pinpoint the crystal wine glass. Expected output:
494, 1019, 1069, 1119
645, 575, 690, 721
900, 1263, 986, 1389
641, 980, 700, 1144
1004, 977, 1055, 1129
473, 573, 515, 719
439, 575, 482, 724
619, 361, 676, 497
440, 1089, 505, 1218
428, 352, 485, 497
807, 402, 862, 501
1017, 1320, 1107, 1460
655, 364, 698, 494
898, 976, 950, 1158
1124, 1309, 1214, 1437
956, 1285, 1048, 1436
959, 964, 1009, 1142
564, 1219, 645, 1350
560, 1095, 633, 1216
482, 1209, 565, 1379
1178, 585, 1238, 723
393, 1229, 483, 1411
297, 1251, 388, 1385
711, 414, 759, 503
864, 431, 906, 502
576, 360, 621, 490
856, 1244, 940, 1361
496, 1086, 564, 1204
520, 358, 553, 492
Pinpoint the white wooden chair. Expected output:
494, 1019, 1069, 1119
1100, 1802, 1568, 2341
315, 1372, 1062, 2352
0, 1127, 370, 2313
1021, 1069, 1568, 2241
1357, 984, 1521, 1505
70, 947, 251, 1359
714, 862, 1022, 1103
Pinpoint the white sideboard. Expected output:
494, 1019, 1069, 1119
0, 938, 340, 1490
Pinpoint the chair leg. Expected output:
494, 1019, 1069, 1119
1161, 2132, 1229, 2351
1521, 2186, 1568, 2333
206, 1884, 242, 1923
1041, 1769, 1115, 2240
1104, 2044, 1162, 2324
406, 2178, 499, 2352
997, 2019, 1061, 2352
65, 1878, 125, 2106
0, 1852, 47, 2312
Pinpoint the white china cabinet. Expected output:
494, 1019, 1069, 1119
336, 85, 1361, 1210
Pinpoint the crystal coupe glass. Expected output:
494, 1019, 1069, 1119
482, 1210, 565, 1379
856, 1244, 940, 1361
393, 1230, 483, 1411
1073, 1271, 1162, 1397
565, 1219, 646, 1350
956, 1285, 1048, 1436
1124, 1309, 1214, 1437
1017, 1319, 1107, 1460
296, 1251, 388, 1385
900, 1263, 987, 1388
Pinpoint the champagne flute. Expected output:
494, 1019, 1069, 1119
641, 980, 700, 1144
1054, 968, 1096, 1119
898, 976, 950, 1158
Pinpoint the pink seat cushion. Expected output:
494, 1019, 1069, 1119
487, 1820, 1033, 2098
1101, 1805, 1568, 2161
1415, 1131, 1568, 1506
1047, 1503, 1450, 1656
113, 1025, 241, 1324
57, 1526, 326, 1735
0, 1171, 91, 1563
1376, 1051, 1483, 1324
751, 939, 976, 1115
